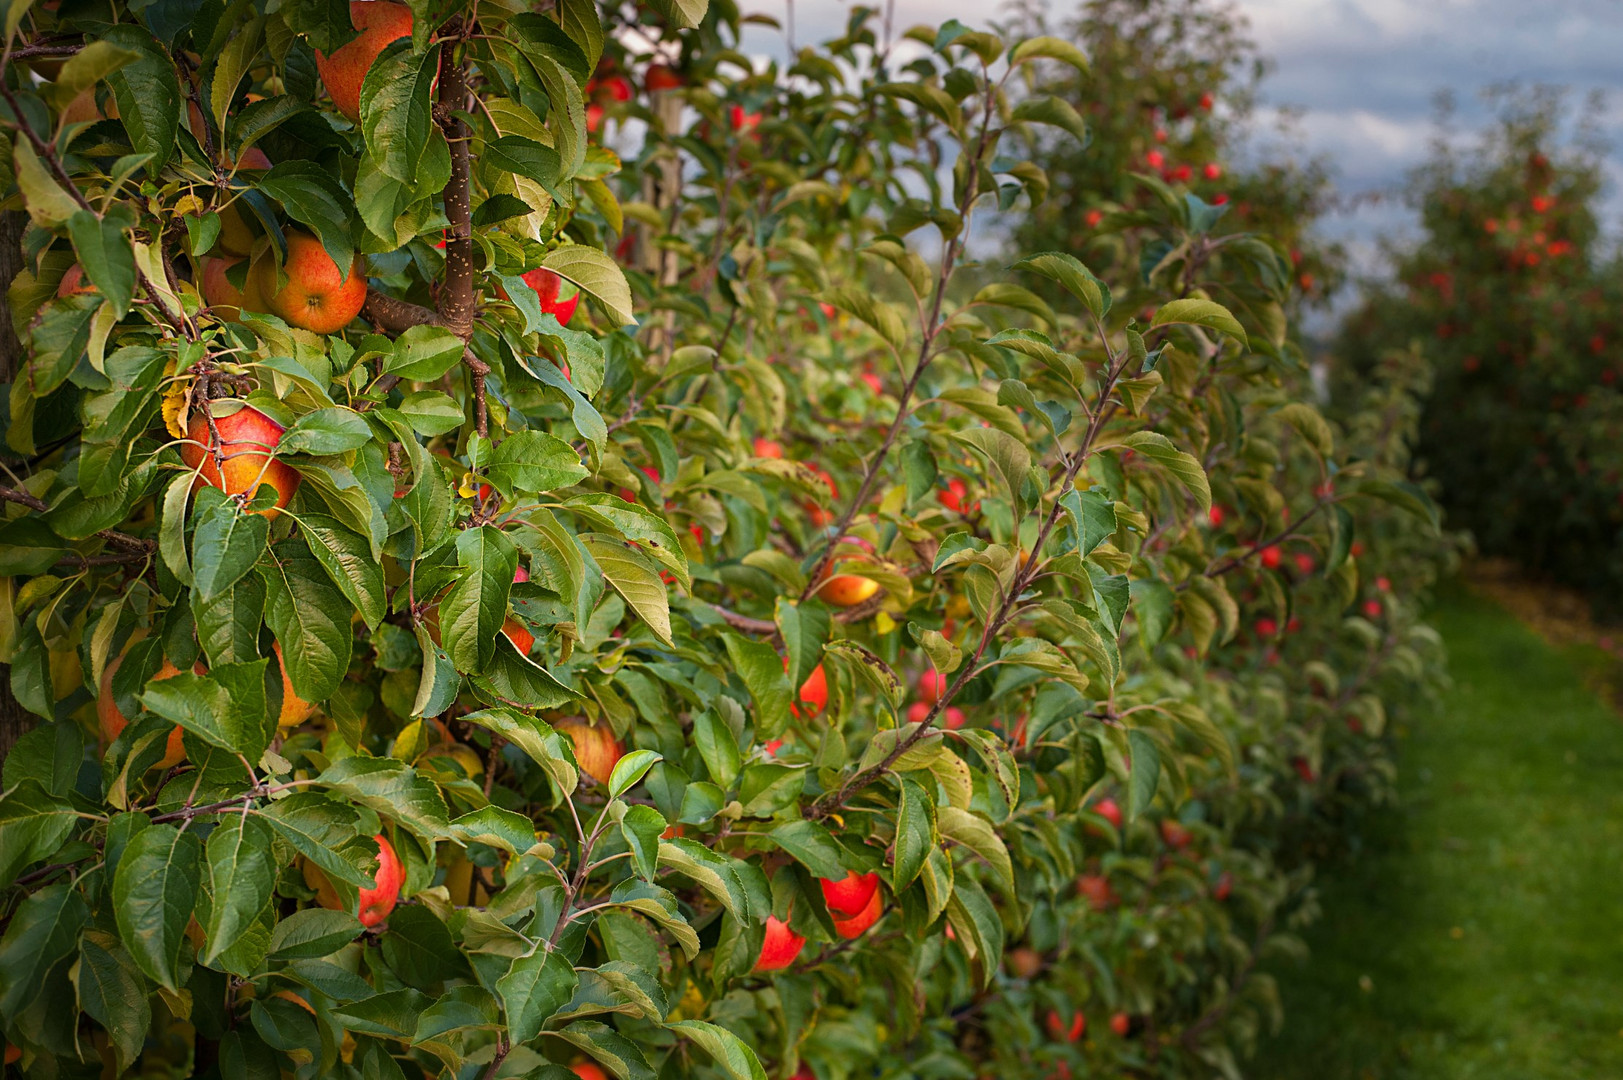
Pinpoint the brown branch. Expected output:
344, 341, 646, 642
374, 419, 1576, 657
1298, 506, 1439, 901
0, 485, 158, 559
362, 287, 443, 333
710, 604, 778, 635
435, 41, 475, 339
464, 348, 489, 438
8, 38, 84, 62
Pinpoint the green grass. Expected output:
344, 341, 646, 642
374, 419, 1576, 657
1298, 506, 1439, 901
1252, 586, 1623, 1079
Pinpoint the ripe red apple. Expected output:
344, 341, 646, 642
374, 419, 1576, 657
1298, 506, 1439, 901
1109, 1012, 1131, 1037
937, 477, 977, 514
1045, 1009, 1084, 1042
1160, 819, 1193, 849
570, 1065, 608, 1080
555, 718, 623, 786
181, 402, 301, 517
646, 64, 683, 92
1077, 873, 1115, 911
498, 267, 580, 326
305, 832, 403, 927
753, 437, 784, 458
1203, 162, 1222, 180
729, 105, 762, 135
314, 1, 414, 122
820, 870, 880, 917
1293, 552, 1315, 574
248, 232, 368, 335
1083, 208, 1104, 228
918, 668, 947, 703
1363, 599, 1383, 619
1255, 617, 1278, 638
831, 887, 882, 939
1092, 797, 1123, 829
804, 467, 838, 527
1213, 871, 1233, 901
1199, 91, 1214, 111
905, 701, 964, 728
1207, 505, 1225, 527
1259, 545, 1282, 569
790, 662, 827, 719
1145, 149, 1165, 169
753, 915, 805, 972
1006, 947, 1043, 978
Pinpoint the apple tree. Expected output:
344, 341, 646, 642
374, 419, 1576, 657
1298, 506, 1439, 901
0, 0, 1449, 1078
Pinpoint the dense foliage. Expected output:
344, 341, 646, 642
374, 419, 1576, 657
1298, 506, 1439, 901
1338, 89, 1623, 615
0, 1, 1449, 1078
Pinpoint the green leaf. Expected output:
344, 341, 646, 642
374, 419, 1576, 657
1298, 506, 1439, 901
874, 82, 963, 133
113, 823, 201, 992
668, 1020, 769, 1080
262, 537, 354, 702
255, 161, 357, 276
723, 633, 791, 740
330, 987, 432, 1038
139, 662, 272, 760
907, 623, 961, 681
608, 749, 663, 798
449, 806, 537, 855
102, 25, 182, 173
776, 598, 828, 692
194, 569, 267, 666
1008, 35, 1090, 72
1276, 402, 1335, 457
489, 431, 591, 494
382, 906, 465, 987
1120, 431, 1211, 511
542, 245, 635, 327
192, 488, 270, 601
442, 525, 518, 674
484, 136, 565, 201
412, 623, 462, 719
359, 41, 449, 196
1130, 578, 1175, 646
1012, 252, 1110, 321
385, 324, 465, 381
202, 815, 277, 964
1150, 297, 1249, 348
563, 494, 686, 586
1011, 95, 1089, 142
823, 284, 908, 354
0, 779, 78, 888
397, 390, 464, 436
693, 711, 742, 790
76, 932, 150, 1072
945, 876, 1003, 985
298, 513, 386, 630
259, 791, 370, 887
620, 804, 666, 881
548, 1020, 657, 1080
765, 820, 846, 880
824, 639, 904, 711
67, 208, 136, 318
581, 536, 671, 647
949, 428, 1033, 513
1125, 728, 1162, 821
267, 907, 365, 960
1060, 487, 1117, 558
461, 708, 579, 799
893, 777, 935, 891
497, 947, 578, 1046
0, 883, 86, 1019
316, 756, 451, 840
278, 407, 373, 455
936, 806, 1014, 899
11, 138, 80, 228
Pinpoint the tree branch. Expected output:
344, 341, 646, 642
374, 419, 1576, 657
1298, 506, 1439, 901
435, 41, 475, 339
362, 287, 444, 333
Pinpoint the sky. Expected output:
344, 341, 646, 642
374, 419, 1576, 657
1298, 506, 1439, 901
736, 0, 1623, 285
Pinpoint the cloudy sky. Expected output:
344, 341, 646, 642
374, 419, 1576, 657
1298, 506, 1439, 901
739, 0, 1623, 282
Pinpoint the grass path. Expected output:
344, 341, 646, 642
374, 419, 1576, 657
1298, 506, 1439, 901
1252, 586, 1623, 1078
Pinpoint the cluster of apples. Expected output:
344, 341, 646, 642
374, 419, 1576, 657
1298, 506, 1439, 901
754, 870, 886, 971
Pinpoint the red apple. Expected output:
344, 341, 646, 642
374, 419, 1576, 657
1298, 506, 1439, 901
1259, 545, 1282, 569
181, 402, 301, 517
570, 1065, 608, 1080
1160, 820, 1192, 849
1045, 1009, 1084, 1042
753, 437, 784, 458
314, 1, 414, 122
645, 64, 683, 92
247, 232, 368, 334
790, 662, 827, 720
831, 887, 882, 939
753, 915, 805, 972
498, 267, 580, 326
820, 870, 880, 917
305, 832, 403, 927
1092, 797, 1123, 829
815, 537, 879, 607
1077, 873, 1115, 911
99, 654, 200, 769
1109, 1012, 1131, 1037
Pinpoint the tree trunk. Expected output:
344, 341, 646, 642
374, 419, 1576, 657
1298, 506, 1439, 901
0, 209, 35, 765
